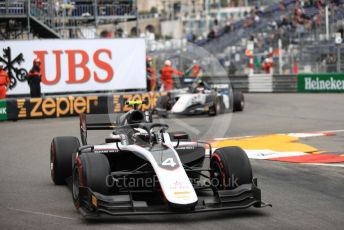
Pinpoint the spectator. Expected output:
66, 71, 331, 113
146, 56, 156, 91
28, 58, 42, 98
262, 57, 273, 74
228, 61, 237, 75
207, 29, 216, 40
326, 54, 337, 72
190, 60, 201, 78
0, 64, 10, 99
224, 20, 232, 34
279, 1, 286, 11
55, 0, 60, 16
36, 0, 43, 8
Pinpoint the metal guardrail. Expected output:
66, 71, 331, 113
62, 4, 136, 18
273, 75, 297, 93
204, 74, 298, 93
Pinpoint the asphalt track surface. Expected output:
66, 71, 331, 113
0, 93, 343, 230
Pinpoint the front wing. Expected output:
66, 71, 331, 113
76, 179, 270, 218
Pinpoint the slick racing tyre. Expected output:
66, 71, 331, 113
156, 95, 172, 118
210, 147, 252, 190
208, 96, 221, 116
72, 153, 111, 209
233, 90, 244, 112
50, 136, 80, 185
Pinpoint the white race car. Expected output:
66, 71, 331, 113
50, 101, 268, 218
156, 79, 244, 117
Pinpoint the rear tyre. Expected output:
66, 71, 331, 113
233, 90, 244, 112
157, 95, 173, 110
156, 95, 172, 118
50, 136, 80, 185
72, 153, 111, 209
210, 147, 252, 190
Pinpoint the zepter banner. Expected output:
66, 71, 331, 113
0, 38, 146, 95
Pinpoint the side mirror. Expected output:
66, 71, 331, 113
106, 134, 123, 150
173, 133, 189, 140
173, 133, 189, 148
105, 134, 123, 143
105, 137, 121, 143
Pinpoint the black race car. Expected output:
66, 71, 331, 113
50, 101, 269, 218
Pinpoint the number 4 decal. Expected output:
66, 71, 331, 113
162, 158, 177, 167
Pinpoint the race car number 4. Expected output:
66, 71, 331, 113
162, 158, 177, 167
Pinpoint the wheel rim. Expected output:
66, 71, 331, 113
216, 101, 221, 114
211, 161, 225, 190
240, 99, 244, 110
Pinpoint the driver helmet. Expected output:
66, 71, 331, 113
195, 80, 205, 92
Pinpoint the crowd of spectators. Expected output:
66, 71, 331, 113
193, 0, 343, 74
195, 0, 343, 46
291, 0, 340, 33
202, 5, 264, 42
247, 0, 344, 51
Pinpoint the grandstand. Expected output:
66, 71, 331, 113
1, 0, 343, 74
194, 0, 344, 74
0, 0, 137, 39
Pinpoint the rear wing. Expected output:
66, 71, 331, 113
80, 113, 118, 145
79, 100, 150, 145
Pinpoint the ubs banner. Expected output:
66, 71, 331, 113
0, 39, 146, 95
5, 92, 165, 120
298, 73, 344, 92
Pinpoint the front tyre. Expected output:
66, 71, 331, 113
210, 147, 252, 190
72, 153, 111, 209
50, 136, 80, 185
208, 96, 220, 116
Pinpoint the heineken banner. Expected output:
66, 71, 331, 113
298, 73, 344, 92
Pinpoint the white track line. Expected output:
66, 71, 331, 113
318, 129, 344, 133
7, 207, 77, 221
302, 163, 344, 168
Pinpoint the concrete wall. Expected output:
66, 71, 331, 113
160, 20, 183, 39
96, 17, 160, 37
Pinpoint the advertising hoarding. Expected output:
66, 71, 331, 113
0, 38, 146, 95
